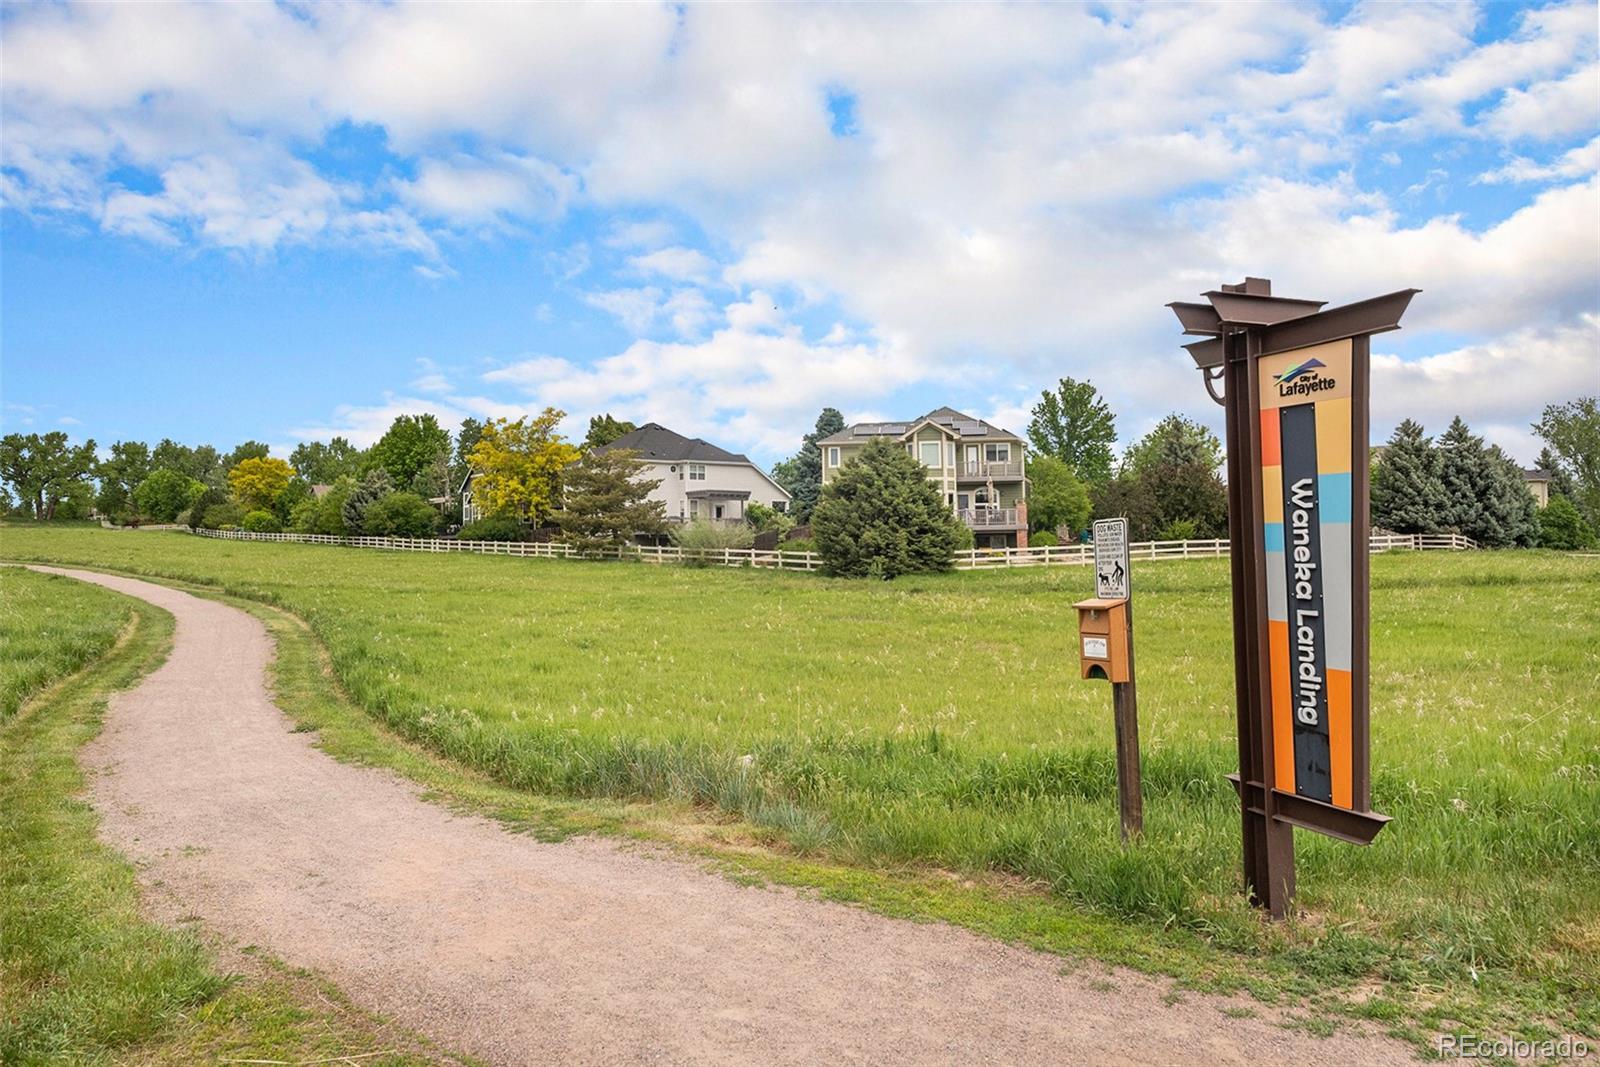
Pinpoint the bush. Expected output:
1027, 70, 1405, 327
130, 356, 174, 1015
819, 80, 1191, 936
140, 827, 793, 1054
672, 520, 754, 555
780, 537, 815, 554
458, 514, 527, 542
288, 497, 318, 533
953, 523, 976, 551
187, 487, 229, 529
1156, 518, 1198, 541
1538, 494, 1598, 550
241, 510, 282, 533
1030, 530, 1059, 547
361, 492, 440, 538
200, 502, 243, 530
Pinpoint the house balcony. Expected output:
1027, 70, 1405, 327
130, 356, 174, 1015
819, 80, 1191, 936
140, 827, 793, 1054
960, 507, 1023, 529
955, 460, 1024, 481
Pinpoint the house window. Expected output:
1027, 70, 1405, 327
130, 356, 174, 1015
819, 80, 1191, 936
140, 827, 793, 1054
689, 463, 706, 481
714, 504, 725, 520
985, 443, 1010, 463
773, 500, 787, 512
690, 499, 700, 517
919, 441, 941, 467
828, 447, 840, 467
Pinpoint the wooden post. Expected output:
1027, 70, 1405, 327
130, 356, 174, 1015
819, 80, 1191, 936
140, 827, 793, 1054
1111, 599, 1143, 841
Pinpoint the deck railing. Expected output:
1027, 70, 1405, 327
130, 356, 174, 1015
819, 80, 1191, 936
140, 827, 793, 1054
960, 507, 1021, 528
956, 461, 1024, 480
190, 527, 1477, 571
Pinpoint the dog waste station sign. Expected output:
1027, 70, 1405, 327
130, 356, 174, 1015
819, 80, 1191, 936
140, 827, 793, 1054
1075, 518, 1141, 841
1167, 277, 1408, 917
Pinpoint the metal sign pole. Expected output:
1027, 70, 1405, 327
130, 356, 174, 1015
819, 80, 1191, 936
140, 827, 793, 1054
1167, 278, 1408, 917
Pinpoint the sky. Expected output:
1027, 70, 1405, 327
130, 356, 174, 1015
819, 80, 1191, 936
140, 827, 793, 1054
2, 1, 1596, 469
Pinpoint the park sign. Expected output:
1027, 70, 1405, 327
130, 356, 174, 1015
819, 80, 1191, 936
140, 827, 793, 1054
1168, 277, 1411, 917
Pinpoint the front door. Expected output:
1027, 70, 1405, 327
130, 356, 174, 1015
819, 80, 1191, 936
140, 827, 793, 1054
957, 492, 970, 511
965, 445, 979, 474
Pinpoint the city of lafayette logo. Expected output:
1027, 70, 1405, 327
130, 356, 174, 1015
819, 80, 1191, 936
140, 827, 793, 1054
1274, 357, 1336, 398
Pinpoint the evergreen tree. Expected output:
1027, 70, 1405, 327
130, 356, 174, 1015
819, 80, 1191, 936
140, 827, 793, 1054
451, 418, 485, 494
1437, 416, 1491, 537
553, 448, 667, 556
812, 438, 961, 578
342, 468, 394, 533
1122, 414, 1224, 476
1484, 446, 1539, 548
1026, 377, 1117, 484
1371, 419, 1448, 533
774, 407, 845, 523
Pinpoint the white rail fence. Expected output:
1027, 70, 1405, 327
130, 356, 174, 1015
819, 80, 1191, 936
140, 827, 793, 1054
191, 527, 1476, 571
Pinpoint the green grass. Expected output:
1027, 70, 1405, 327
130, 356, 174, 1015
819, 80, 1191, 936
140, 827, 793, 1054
0, 566, 469, 1065
0, 567, 131, 722
3, 527, 1596, 1048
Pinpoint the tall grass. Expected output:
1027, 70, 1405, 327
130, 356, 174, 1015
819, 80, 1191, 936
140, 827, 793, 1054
0, 568, 130, 722
3, 528, 1596, 1015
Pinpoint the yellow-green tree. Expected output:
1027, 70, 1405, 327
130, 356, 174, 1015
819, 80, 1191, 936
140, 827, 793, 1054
227, 456, 293, 512
466, 409, 578, 524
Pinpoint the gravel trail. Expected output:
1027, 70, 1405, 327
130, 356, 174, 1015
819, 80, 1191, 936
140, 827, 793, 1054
40, 565, 1415, 1066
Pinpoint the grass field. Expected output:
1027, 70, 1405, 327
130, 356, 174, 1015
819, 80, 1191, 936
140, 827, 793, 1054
0, 567, 467, 1065
3, 527, 1596, 1046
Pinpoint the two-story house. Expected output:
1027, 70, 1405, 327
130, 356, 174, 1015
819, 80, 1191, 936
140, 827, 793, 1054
594, 423, 791, 524
816, 407, 1030, 548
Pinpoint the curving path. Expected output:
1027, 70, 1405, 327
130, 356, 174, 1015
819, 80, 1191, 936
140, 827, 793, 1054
38, 565, 1414, 1066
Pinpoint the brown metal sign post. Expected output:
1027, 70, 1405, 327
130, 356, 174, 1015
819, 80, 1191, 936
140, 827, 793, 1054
1168, 278, 1409, 917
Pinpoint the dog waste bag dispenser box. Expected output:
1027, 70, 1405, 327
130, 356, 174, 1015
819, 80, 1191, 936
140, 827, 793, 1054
1075, 598, 1129, 683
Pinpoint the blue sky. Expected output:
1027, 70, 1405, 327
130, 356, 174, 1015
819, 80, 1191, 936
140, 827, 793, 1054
2, 1, 1596, 468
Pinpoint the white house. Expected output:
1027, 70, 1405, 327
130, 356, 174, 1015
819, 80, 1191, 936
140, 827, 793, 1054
459, 422, 790, 527
594, 423, 790, 524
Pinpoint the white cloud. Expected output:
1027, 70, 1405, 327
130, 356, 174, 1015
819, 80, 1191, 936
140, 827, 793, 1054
1478, 61, 1600, 142
1370, 315, 1600, 460
1477, 135, 1600, 184
397, 153, 575, 224
628, 246, 716, 283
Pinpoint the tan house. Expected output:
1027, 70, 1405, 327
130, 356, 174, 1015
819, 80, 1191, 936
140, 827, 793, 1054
817, 407, 1030, 549
1523, 468, 1551, 508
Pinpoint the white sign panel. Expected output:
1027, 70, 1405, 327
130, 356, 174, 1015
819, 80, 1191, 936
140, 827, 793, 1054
1082, 636, 1109, 659
1093, 518, 1130, 600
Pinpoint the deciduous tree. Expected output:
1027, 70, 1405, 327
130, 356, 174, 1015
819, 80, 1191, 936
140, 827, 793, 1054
95, 440, 152, 517
1533, 397, 1600, 526
1122, 414, 1223, 476
553, 448, 666, 555
289, 437, 363, 484
368, 414, 451, 489
813, 438, 961, 578
1538, 494, 1598, 550
583, 413, 638, 451
0, 432, 99, 520
1026, 378, 1117, 485
227, 456, 293, 513
465, 409, 578, 525
224, 440, 271, 470
133, 468, 206, 522
1024, 455, 1091, 537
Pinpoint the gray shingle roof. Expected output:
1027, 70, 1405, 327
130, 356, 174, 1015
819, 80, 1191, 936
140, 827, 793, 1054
815, 407, 1023, 447
593, 423, 751, 464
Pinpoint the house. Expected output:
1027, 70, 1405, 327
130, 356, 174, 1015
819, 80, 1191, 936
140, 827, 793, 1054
593, 423, 790, 524
1523, 468, 1551, 508
816, 406, 1030, 549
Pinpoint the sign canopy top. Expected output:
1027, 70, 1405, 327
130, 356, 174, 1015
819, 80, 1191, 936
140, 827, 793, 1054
1168, 278, 1420, 370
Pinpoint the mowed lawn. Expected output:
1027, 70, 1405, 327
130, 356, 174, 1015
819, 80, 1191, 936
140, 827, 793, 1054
4, 527, 1596, 1024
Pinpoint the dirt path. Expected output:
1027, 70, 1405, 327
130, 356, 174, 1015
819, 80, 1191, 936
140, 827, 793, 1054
41, 566, 1416, 1066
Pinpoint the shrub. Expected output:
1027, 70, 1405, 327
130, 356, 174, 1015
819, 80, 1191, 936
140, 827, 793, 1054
780, 537, 816, 554
1538, 494, 1598, 550
1156, 518, 1198, 541
673, 520, 754, 552
458, 514, 527, 542
361, 492, 440, 538
241, 510, 282, 533
953, 524, 976, 551
186, 487, 229, 529
200, 502, 243, 530
288, 497, 319, 533
1030, 530, 1059, 547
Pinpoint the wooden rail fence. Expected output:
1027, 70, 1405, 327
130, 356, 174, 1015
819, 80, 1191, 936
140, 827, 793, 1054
190, 527, 1476, 570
